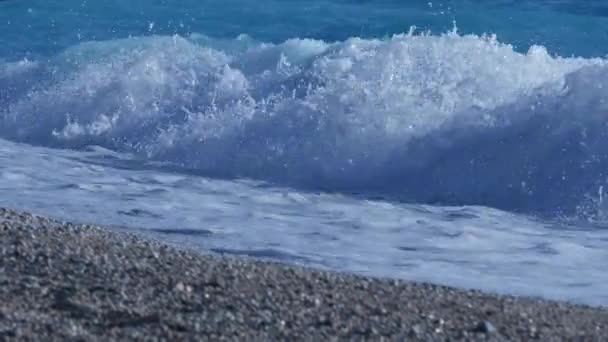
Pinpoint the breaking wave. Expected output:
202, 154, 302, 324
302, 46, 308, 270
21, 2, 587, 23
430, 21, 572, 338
2, 29, 608, 215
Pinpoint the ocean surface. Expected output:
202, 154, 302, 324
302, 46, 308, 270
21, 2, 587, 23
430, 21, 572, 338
2, 0, 608, 306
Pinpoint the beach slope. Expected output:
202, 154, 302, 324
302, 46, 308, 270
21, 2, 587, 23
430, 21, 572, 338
1, 208, 606, 341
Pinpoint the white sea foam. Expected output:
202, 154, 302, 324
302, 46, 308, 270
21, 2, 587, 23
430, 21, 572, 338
1, 137, 607, 306
3, 30, 608, 305
2, 30, 608, 214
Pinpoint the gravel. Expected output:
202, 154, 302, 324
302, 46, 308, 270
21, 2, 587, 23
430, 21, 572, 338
1, 207, 607, 341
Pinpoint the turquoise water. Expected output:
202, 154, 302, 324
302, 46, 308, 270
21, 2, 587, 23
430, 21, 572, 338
3, 1, 608, 58
2, 1, 608, 305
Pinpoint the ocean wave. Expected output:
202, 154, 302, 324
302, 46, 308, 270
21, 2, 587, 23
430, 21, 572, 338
2, 30, 608, 215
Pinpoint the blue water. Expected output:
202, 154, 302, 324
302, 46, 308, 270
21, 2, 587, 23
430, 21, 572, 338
3, 1, 608, 58
2, 0, 608, 305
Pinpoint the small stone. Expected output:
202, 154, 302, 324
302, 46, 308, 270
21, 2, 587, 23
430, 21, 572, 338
314, 297, 322, 307
432, 318, 445, 326
473, 320, 498, 334
175, 282, 192, 293
409, 324, 424, 337
316, 315, 331, 326
0, 328, 16, 338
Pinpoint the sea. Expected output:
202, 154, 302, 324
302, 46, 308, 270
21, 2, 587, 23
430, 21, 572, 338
2, 0, 608, 306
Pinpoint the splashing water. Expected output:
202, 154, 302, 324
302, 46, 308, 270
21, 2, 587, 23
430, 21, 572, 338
2, 31, 608, 215
3, 0, 608, 306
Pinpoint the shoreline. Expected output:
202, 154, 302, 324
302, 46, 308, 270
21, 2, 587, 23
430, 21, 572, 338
1, 207, 607, 340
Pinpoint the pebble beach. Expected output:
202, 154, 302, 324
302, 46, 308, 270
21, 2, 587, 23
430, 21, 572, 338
1, 207, 607, 341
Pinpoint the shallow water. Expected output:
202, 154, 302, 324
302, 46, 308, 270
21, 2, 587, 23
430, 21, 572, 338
2, 0, 608, 306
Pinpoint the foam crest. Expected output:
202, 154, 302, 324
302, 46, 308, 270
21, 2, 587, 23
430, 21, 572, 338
1, 31, 607, 214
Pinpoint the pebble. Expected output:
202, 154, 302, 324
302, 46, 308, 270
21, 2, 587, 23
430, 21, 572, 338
409, 324, 424, 337
474, 320, 498, 334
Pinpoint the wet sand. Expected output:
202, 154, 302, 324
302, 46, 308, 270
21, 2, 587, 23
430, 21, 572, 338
1, 207, 606, 341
